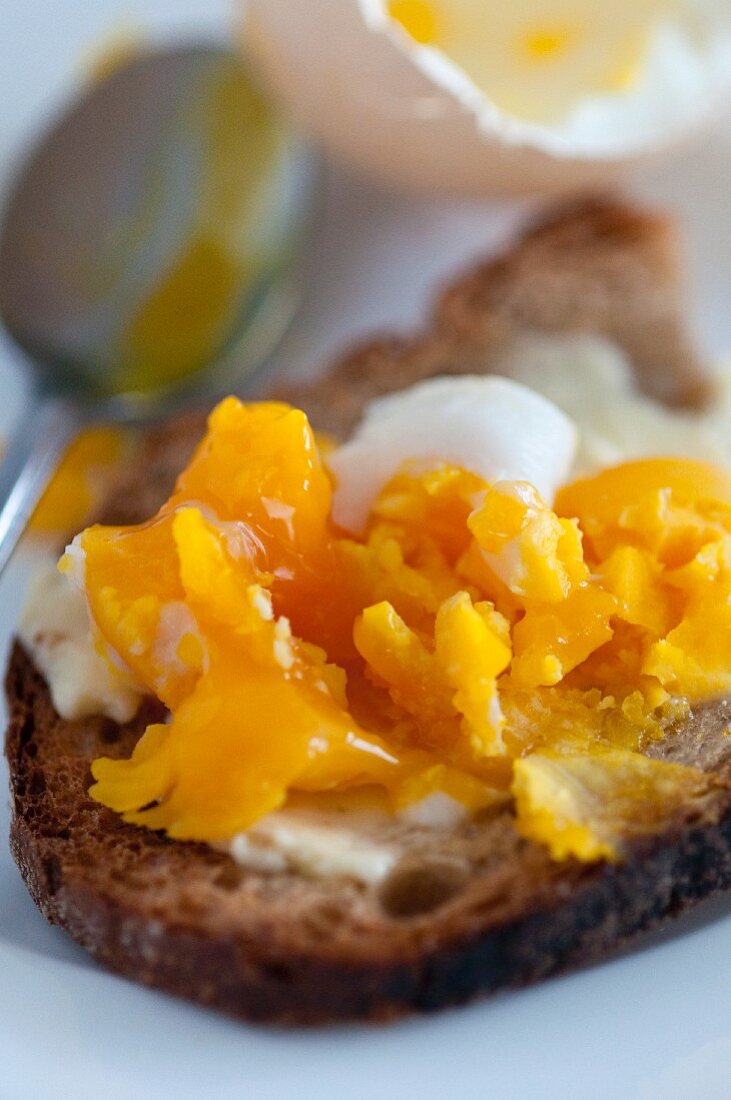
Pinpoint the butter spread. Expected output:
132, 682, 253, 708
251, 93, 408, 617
498, 335, 731, 474
227, 792, 471, 883
20, 565, 145, 724
228, 810, 398, 883
229, 818, 400, 884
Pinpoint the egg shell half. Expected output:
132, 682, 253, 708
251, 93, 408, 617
243, 0, 731, 198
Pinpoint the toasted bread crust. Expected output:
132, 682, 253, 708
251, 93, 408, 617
7, 641, 731, 1024
436, 199, 709, 408
276, 197, 709, 441
6, 198, 726, 1024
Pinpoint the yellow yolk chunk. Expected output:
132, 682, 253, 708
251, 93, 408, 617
556, 458, 731, 555
511, 584, 617, 688
67, 405, 727, 862
513, 749, 712, 861
435, 592, 512, 756
469, 481, 587, 603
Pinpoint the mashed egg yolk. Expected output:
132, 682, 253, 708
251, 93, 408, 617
64, 398, 730, 861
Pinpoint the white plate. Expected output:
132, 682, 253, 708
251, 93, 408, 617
1, 6, 731, 1100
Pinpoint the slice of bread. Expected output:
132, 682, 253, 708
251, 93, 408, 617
7, 198, 730, 1026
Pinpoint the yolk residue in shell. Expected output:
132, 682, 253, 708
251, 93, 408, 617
63, 398, 730, 861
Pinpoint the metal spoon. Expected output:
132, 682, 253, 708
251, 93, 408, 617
0, 43, 316, 575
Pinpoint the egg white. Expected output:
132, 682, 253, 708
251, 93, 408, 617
327, 376, 577, 533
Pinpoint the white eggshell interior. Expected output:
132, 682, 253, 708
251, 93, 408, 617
245, 0, 731, 196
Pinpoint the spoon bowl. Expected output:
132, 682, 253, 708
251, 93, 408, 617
0, 43, 316, 571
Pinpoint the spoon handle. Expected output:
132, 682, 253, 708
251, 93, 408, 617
0, 394, 83, 578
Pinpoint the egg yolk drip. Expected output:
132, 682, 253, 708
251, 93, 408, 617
65, 399, 730, 861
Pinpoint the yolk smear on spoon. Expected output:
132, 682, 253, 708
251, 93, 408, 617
30, 426, 126, 535
119, 236, 245, 391
63, 398, 730, 861
110, 64, 283, 393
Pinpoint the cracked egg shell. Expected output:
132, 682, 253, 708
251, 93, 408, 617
243, 0, 731, 197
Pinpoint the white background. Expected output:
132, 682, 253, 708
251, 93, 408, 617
1, 4, 731, 1099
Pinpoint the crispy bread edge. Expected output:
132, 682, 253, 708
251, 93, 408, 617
8, 645, 731, 1026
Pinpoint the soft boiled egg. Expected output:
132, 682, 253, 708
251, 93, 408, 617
243, 0, 731, 196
